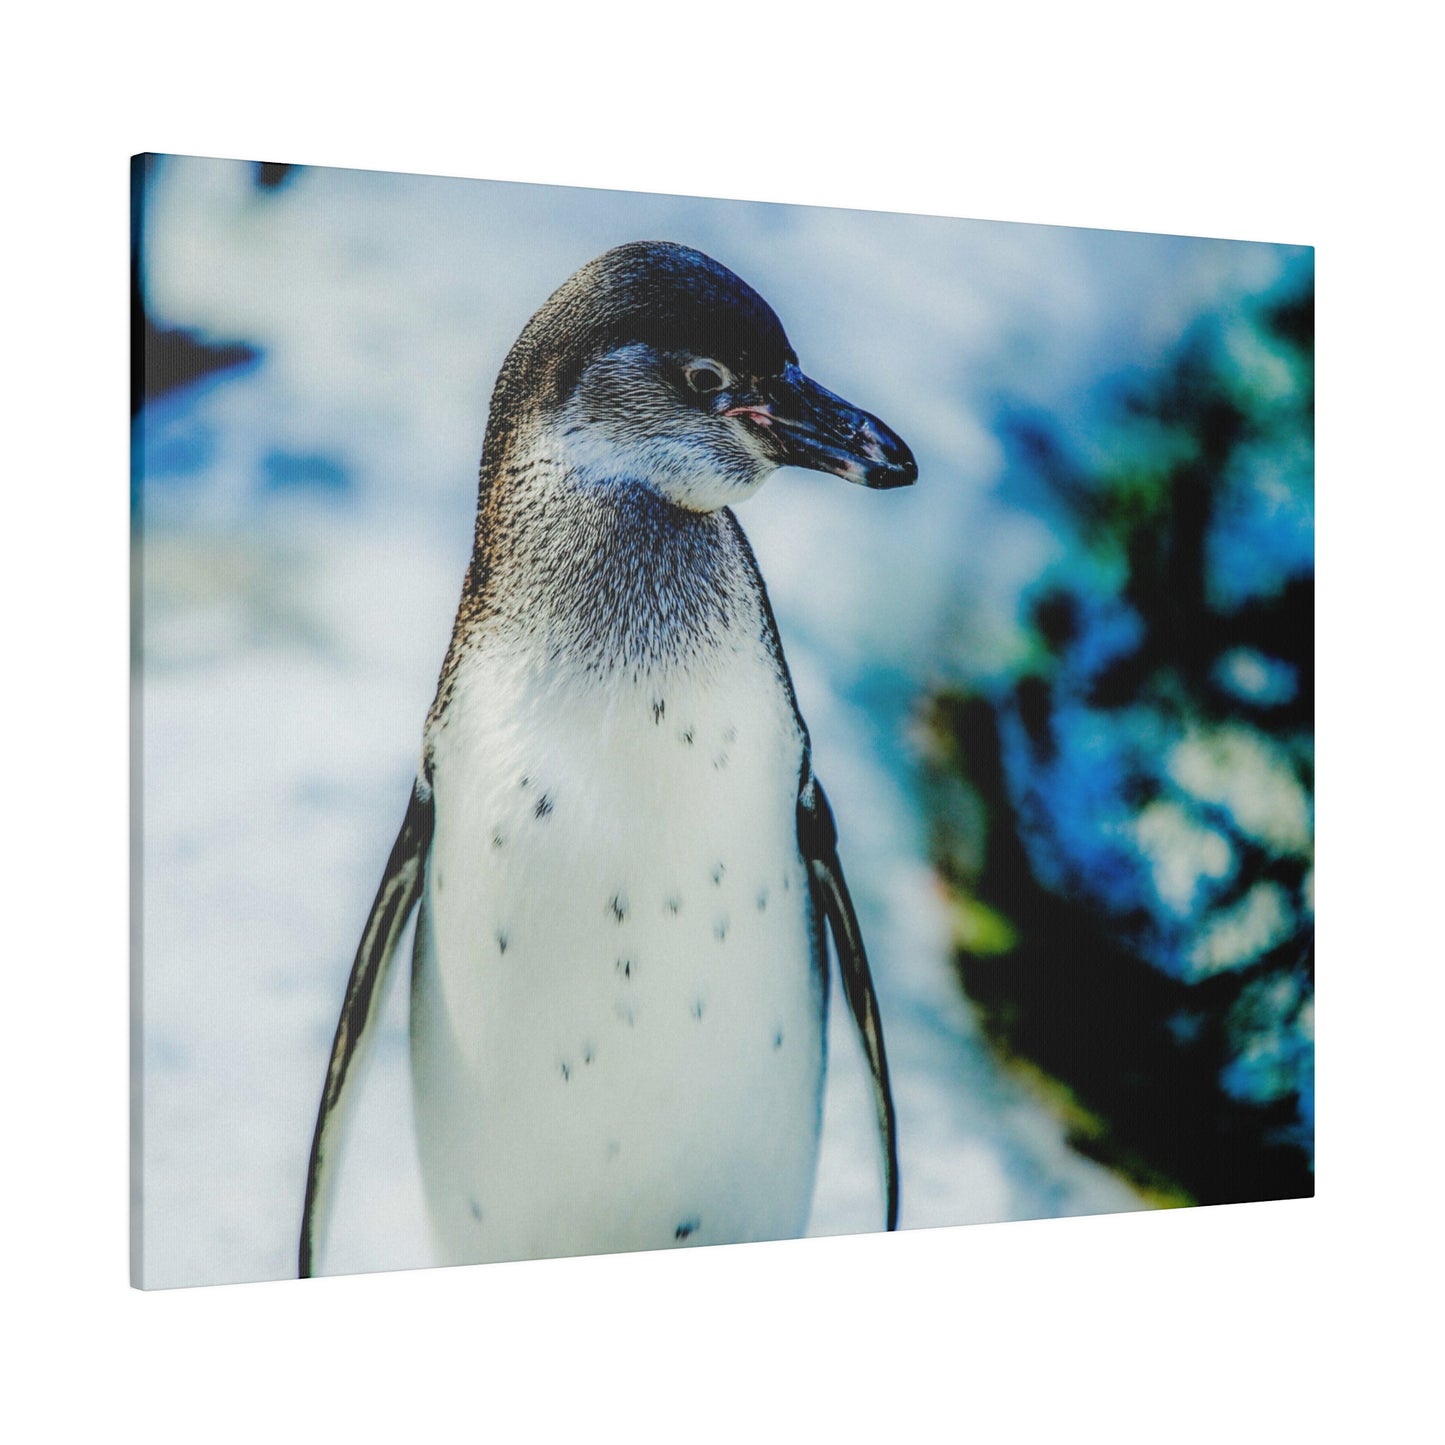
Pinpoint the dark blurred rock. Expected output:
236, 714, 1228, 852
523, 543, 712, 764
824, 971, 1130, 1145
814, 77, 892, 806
131, 154, 296, 416
253, 161, 297, 191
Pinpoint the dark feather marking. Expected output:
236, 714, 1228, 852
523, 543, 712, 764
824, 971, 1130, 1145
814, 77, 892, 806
675, 1219, 700, 1240
653, 698, 666, 724
774, 1029, 784, 1049
498, 930, 509, 955
534, 793, 554, 819
712, 863, 725, 886
798, 764, 901, 1231
609, 893, 627, 924
490, 242, 795, 425
691, 998, 705, 1019
665, 896, 681, 916
299, 785, 434, 1278
714, 917, 729, 942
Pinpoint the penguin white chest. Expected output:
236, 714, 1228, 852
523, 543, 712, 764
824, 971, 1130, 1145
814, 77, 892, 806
412, 635, 825, 1264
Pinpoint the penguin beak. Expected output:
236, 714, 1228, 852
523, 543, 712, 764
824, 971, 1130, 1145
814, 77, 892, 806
723, 363, 918, 489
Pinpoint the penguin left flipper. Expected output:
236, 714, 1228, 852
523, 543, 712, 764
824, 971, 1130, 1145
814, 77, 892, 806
299, 782, 435, 1277
797, 762, 901, 1231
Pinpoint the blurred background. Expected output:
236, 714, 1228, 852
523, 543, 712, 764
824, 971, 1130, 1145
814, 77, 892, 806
132, 154, 1313, 1288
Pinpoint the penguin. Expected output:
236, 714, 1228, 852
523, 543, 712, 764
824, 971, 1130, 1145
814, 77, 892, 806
300, 241, 915, 1276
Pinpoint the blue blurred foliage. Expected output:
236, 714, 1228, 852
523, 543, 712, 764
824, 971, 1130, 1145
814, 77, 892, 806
926, 267, 1314, 1201
260, 449, 352, 494
1208, 436, 1315, 612
133, 381, 232, 480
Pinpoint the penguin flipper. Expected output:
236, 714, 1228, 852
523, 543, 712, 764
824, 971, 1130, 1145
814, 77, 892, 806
796, 762, 900, 1231
299, 781, 435, 1277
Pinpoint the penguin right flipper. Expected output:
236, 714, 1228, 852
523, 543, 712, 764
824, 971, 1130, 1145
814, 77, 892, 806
298, 781, 435, 1277
796, 761, 901, 1232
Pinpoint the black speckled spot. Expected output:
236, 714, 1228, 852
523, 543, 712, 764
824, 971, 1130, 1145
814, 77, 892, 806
712, 752, 729, 771
497, 930, 509, 955
773, 1029, 785, 1050
616, 957, 633, 979
470, 1200, 483, 1221
583, 1043, 595, 1065
653, 699, 666, 724
534, 793, 554, 820
681, 727, 695, 746
560, 1061, 571, 1082
714, 917, 729, 942
675, 1218, 700, 1241
491, 832, 505, 850
519, 775, 530, 789
712, 863, 726, 886
691, 998, 705, 1020
609, 894, 628, 924
665, 895, 681, 916
756, 889, 768, 911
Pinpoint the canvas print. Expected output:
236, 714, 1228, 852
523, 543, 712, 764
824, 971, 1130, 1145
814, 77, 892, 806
131, 155, 1314, 1289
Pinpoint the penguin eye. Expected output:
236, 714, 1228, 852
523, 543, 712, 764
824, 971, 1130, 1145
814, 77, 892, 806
685, 361, 728, 395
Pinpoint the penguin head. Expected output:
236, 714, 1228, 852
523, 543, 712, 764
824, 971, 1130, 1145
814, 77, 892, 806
490, 241, 917, 513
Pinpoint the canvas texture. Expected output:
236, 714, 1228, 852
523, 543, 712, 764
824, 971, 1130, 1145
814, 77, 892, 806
131, 155, 1314, 1289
